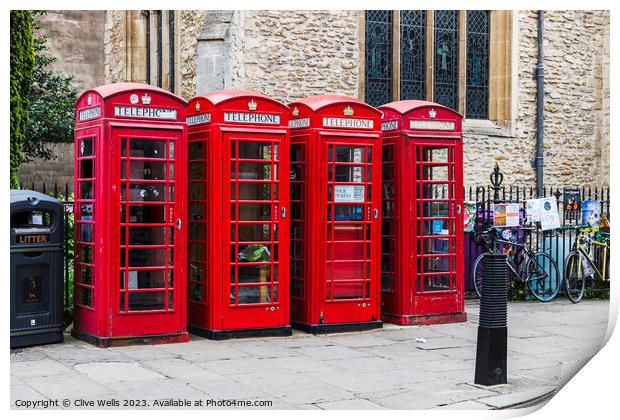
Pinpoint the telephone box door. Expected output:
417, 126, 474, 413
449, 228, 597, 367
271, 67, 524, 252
111, 127, 185, 336
411, 139, 463, 313
321, 139, 381, 323
222, 131, 289, 329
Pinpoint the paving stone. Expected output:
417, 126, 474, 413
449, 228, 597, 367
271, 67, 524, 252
373, 389, 447, 409
307, 370, 403, 394
321, 332, 395, 348
355, 343, 443, 361
11, 385, 46, 406
413, 336, 476, 350
165, 341, 250, 362
279, 382, 355, 405
74, 362, 165, 383
10, 347, 52, 362
371, 327, 446, 342
11, 359, 76, 379
24, 374, 113, 399
141, 357, 227, 381
294, 344, 371, 361
434, 400, 492, 410
189, 378, 275, 401
229, 369, 317, 398
324, 356, 401, 373
115, 345, 177, 361
42, 346, 134, 366
477, 385, 557, 409
316, 398, 387, 409
104, 378, 207, 402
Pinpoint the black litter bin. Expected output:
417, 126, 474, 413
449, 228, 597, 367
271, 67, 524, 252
10, 190, 64, 348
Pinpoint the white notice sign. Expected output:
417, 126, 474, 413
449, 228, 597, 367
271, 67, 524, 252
224, 112, 281, 124
410, 120, 455, 131
323, 117, 374, 129
79, 106, 101, 121
114, 106, 177, 120
334, 185, 365, 203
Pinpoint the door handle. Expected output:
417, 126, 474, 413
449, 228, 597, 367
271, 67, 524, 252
281, 207, 287, 219
175, 218, 182, 230
456, 204, 461, 215
373, 208, 379, 219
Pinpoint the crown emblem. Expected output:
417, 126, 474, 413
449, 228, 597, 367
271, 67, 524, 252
141, 93, 152, 105
429, 108, 436, 118
87, 96, 92, 106
195, 101, 201, 112
248, 100, 257, 111
343, 106, 354, 116
292, 106, 299, 117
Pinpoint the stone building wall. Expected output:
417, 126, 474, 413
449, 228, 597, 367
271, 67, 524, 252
18, 11, 106, 190
97, 10, 610, 190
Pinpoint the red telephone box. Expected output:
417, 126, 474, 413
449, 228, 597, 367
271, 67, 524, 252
378, 100, 467, 325
288, 95, 383, 333
72, 83, 188, 346
186, 90, 292, 339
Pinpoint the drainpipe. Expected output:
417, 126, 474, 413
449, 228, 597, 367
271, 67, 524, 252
534, 10, 545, 197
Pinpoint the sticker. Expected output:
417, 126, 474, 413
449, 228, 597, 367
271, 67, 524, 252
334, 185, 365, 203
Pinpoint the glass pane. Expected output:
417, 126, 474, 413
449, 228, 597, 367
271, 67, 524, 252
189, 283, 205, 302
421, 202, 450, 218
128, 248, 166, 267
189, 263, 206, 280
80, 137, 94, 157
123, 204, 166, 224
238, 142, 273, 160
80, 223, 93, 243
126, 139, 167, 159
335, 146, 366, 163
80, 181, 93, 200
128, 226, 167, 245
236, 244, 273, 263
329, 205, 364, 221
423, 238, 451, 254
126, 270, 167, 289
189, 202, 205, 221
328, 262, 365, 280
127, 161, 167, 180
235, 204, 272, 221
466, 10, 490, 119
237, 286, 273, 304
234, 223, 270, 242
335, 166, 365, 183
327, 241, 365, 260
122, 183, 166, 202
79, 265, 93, 285
235, 182, 273, 201
423, 275, 451, 291
189, 182, 206, 200
234, 162, 276, 181
419, 183, 451, 199
328, 224, 366, 241
80, 159, 94, 179
189, 224, 205, 240
433, 10, 459, 110
128, 292, 166, 311
237, 264, 272, 283
400, 10, 426, 100
79, 287, 93, 306
189, 162, 204, 180
422, 219, 450, 235
420, 147, 449, 163
365, 10, 393, 107
81, 245, 93, 264
188, 142, 204, 159
290, 144, 303, 162
190, 243, 205, 261
330, 282, 364, 300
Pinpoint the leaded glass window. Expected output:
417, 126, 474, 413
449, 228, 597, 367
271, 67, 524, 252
365, 11, 393, 107
466, 11, 490, 119
433, 11, 459, 110
400, 11, 426, 100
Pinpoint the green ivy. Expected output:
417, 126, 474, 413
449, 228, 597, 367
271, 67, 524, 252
10, 10, 35, 188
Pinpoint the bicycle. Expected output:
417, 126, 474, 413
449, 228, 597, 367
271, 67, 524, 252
563, 225, 610, 303
472, 226, 561, 302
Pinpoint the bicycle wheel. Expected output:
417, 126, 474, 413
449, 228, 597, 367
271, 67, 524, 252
471, 253, 489, 299
526, 252, 560, 302
564, 251, 586, 303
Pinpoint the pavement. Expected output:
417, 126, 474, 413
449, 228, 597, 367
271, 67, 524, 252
10, 299, 610, 410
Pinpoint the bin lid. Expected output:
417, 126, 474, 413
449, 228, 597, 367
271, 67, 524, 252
10, 190, 63, 210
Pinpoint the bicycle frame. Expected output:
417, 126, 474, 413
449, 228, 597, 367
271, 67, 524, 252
574, 233, 610, 282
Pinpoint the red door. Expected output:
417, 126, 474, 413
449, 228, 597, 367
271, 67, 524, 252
320, 139, 381, 323
111, 127, 186, 336
411, 140, 464, 313
221, 130, 289, 329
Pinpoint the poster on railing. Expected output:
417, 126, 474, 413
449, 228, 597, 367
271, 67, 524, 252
463, 201, 477, 232
493, 203, 520, 227
582, 199, 601, 228
525, 199, 541, 223
529, 197, 561, 231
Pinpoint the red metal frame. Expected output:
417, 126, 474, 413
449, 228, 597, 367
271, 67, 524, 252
379, 100, 467, 325
288, 96, 383, 333
73, 83, 188, 347
186, 91, 292, 339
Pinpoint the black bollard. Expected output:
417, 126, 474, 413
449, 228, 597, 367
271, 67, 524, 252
474, 253, 508, 385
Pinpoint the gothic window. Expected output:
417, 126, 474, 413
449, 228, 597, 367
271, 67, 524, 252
399, 11, 426, 100
362, 10, 507, 123
433, 11, 459, 110
466, 11, 490, 119
364, 10, 393, 107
